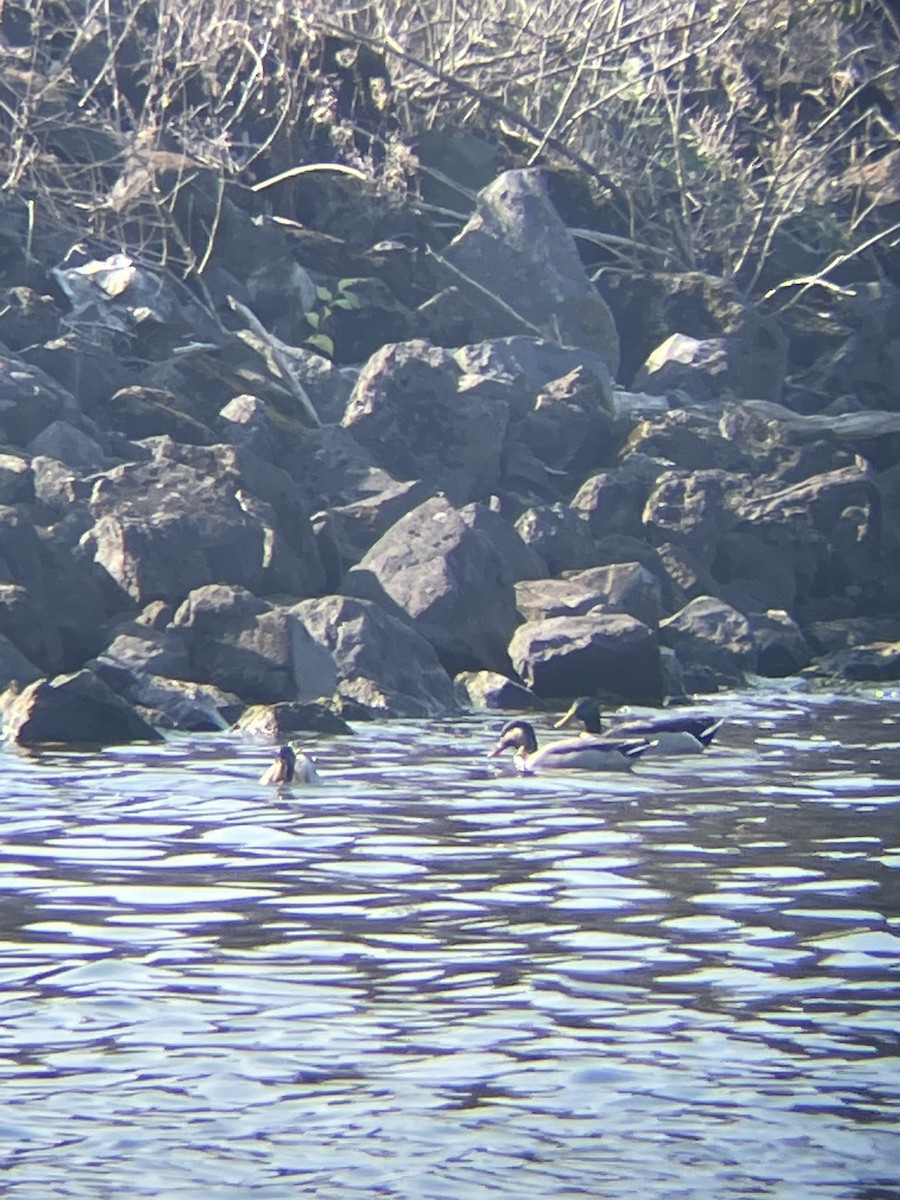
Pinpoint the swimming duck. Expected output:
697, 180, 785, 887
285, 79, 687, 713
259, 744, 320, 785
488, 718, 650, 774
555, 696, 722, 754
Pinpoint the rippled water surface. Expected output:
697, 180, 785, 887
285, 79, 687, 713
1, 685, 898, 1199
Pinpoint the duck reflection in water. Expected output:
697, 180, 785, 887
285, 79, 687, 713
259, 744, 320, 786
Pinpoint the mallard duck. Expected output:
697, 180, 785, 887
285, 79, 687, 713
488, 718, 650, 774
259, 744, 320, 785
555, 696, 722, 754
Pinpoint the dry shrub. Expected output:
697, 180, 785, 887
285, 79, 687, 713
1, 0, 897, 309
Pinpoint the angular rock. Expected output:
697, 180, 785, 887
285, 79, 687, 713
751, 610, 812, 678
0, 632, 42, 691
96, 620, 191, 680
454, 670, 545, 711
644, 469, 745, 562
27, 420, 108, 470
91, 661, 242, 731
0, 452, 33, 505
292, 594, 457, 717
172, 585, 338, 705
341, 339, 509, 503
312, 479, 432, 588
83, 448, 324, 606
565, 562, 663, 628
514, 504, 597, 575
660, 596, 756, 689
570, 454, 664, 541
814, 641, 900, 681
1, 669, 164, 746
441, 169, 620, 373
233, 701, 354, 738
514, 365, 618, 485
342, 495, 533, 675
508, 613, 663, 704
0, 352, 83, 446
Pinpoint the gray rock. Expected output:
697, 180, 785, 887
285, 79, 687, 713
171, 585, 338, 705
1, 668, 164, 746
292, 594, 457, 717
232, 701, 354, 738
660, 596, 756, 689
751, 610, 812, 678
566, 562, 664, 628
96, 620, 190, 679
0, 632, 42, 691
83, 450, 324, 606
0, 452, 34, 505
454, 670, 545, 711
644, 469, 746, 562
571, 455, 665, 541
91, 662, 241, 731
514, 504, 597, 575
508, 612, 663, 704
0, 352, 83, 446
342, 339, 509, 503
27, 419, 109, 469
814, 641, 900, 681
441, 169, 620, 373
342, 494, 530, 675
312, 479, 432, 588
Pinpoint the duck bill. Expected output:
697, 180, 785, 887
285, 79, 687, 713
553, 702, 579, 729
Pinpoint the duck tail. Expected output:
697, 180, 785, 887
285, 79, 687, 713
697, 719, 725, 747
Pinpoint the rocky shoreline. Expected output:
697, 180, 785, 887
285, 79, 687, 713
2, 166, 900, 747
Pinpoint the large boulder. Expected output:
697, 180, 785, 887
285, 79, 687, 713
82, 444, 324, 607
171, 585, 337, 704
0, 351, 84, 446
1, 669, 164, 746
644, 469, 746, 563
292, 594, 457, 717
660, 596, 756, 689
341, 340, 510, 503
514, 504, 597, 575
728, 461, 884, 619
508, 612, 663, 704
440, 169, 620, 373
0, 507, 109, 671
570, 454, 665, 541
342, 495, 534, 675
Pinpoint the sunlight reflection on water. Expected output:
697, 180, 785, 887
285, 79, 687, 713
0, 687, 898, 1199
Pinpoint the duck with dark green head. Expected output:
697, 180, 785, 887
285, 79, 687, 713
259, 744, 320, 785
488, 718, 650, 775
555, 696, 722, 754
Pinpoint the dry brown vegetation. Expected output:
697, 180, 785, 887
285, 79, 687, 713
1, 0, 898, 313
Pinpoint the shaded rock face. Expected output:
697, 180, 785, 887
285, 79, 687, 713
440, 169, 620, 373
341, 339, 510, 504
292, 594, 457, 717
509, 613, 663, 705
1, 669, 163, 746
342, 494, 534, 676
82, 449, 325, 607
171, 585, 338, 705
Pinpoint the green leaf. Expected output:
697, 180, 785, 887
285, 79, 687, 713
306, 311, 320, 329
316, 285, 333, 303
306, 332, 334, 357
333, 296, 359, 310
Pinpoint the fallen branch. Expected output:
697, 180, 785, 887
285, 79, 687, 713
226, 296, 322, 427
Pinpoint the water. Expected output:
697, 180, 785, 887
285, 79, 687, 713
0, 685, 898, 1200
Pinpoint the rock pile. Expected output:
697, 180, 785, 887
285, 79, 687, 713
2, 169, 900, 745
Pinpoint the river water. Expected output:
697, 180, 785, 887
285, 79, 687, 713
0, 683, 897, 1199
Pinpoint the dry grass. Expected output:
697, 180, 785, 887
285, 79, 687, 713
1, 0, 897, 309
